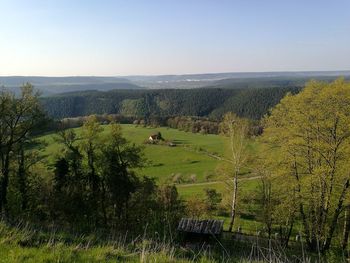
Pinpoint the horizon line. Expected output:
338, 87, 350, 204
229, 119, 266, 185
1, 69, 350, 78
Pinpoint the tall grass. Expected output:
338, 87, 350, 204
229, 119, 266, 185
0, 222, 344, 262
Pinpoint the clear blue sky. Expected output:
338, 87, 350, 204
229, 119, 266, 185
0, 0, 349, 76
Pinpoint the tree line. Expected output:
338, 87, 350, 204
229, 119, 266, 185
45, 114, 263, 137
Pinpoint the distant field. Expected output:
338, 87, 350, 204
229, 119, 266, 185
38, 124, 259, 192
39, 124, 227, 183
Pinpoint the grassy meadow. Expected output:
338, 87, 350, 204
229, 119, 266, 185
39, 124, 259, 183
40, 124, 226, 183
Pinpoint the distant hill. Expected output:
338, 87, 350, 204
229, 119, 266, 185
212, 75, 350, 88
0, 76, 140, 96
1, 71, 349, 95
125, 71, 350, 89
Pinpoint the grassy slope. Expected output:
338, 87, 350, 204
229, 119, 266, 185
0, 222, 188, 263
0, 222, 260, 263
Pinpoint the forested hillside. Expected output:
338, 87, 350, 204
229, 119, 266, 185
41, 86, 301, 120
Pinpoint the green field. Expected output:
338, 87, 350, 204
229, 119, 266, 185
40, 124, 228, 183
39, 124, 259, 183
38, 124, 260, 199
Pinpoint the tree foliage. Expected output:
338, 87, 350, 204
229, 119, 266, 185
220, 113, 249, 232
262, 78, 350, 252
0, 84, 46, 218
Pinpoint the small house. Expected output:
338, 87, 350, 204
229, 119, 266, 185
149, 134, 159, 142
148, 132, 163, 142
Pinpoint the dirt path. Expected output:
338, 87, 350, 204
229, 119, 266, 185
177, 176, 261, 187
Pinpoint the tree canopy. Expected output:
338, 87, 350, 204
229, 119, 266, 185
262, 78, 350, 251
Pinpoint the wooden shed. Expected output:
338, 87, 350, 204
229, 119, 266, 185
177, 218, 224, 244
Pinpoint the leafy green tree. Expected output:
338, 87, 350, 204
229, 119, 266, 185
156, 185, 185, 237
262, 78, 350, 252
80, 115, 104, 225
53, 157, 69, 194
14, 139, 43, 213
220, 112, 249, 232
53, 129, 87, 226
0, 84, 45, 218
100, 123, 144, 226
204, 188, 222, 212
56, 129, 83, 179
81, 115, 103, 197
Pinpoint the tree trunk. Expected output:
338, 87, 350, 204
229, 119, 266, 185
342, 207, 350, 252
101, 178, 107, 227
228, 174, 238, 232
18, 146, 27, 211
0, 178, 3, 217
87, 146, 99, 227
323, 178, 350, 252
0, 153, 10, 218
1, 171, 9, 219
284, 219, 294, 248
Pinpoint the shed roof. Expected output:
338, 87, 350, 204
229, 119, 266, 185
177, 218, 224, 235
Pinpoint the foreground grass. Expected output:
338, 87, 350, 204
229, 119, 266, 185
0, 222, 338, 263
0, 243, 206, 263
0, 244, 128, 263
0, 222, 198, 263
0, 222, 249, 263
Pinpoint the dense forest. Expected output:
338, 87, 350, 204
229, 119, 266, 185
41, 86, 301, 120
